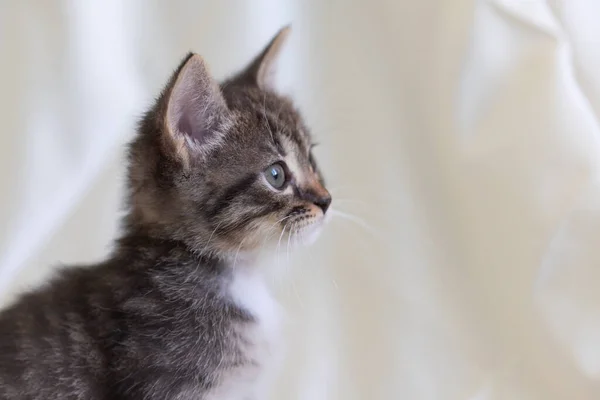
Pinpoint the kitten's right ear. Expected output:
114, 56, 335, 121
163, 53, 229, 164
236, 26, 291, 91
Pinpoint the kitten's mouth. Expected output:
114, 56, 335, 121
282, 213, 325, 247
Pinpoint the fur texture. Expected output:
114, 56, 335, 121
0, 26, 331, 399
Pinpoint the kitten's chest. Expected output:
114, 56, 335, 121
207, 269, 283, 400
229, 268, 281, 341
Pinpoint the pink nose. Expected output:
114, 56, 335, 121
299, 183, 332, 214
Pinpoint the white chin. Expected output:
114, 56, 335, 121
296, 223, 323, 246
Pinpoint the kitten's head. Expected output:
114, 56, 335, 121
126, 27, 331, 259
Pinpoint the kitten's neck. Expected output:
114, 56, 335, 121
120, 214, 259, 265
114, 229, 263, 275
112, 231, 277, 316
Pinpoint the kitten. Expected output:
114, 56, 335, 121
0, 26, 331, 400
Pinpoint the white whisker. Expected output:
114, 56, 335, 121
329, 208, 384, 241
276, 222, 290, 267
205, 220, 224, 250
286, 222, 295, 267
260, 214, 295, 245
332, 198, 368, 207
232, 236, 248, 270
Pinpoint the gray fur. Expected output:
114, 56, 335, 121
0, 28, 331, 400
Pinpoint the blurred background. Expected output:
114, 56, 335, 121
2, 0, 600, 399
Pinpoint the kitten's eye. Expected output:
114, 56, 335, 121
264, 163, 286, 189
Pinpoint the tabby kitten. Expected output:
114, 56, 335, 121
0, 27, 331, 400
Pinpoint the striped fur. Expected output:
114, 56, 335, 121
0, 27, 331, 399
126, 45, 331, 260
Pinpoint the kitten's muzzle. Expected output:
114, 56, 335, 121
297, 185, 332, 214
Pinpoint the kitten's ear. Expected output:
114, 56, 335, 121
239, 26, 291, 91
164, 53, 228, 163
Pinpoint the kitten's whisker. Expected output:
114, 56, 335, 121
276, 222, 290, 267
332, 198, 367, 206
286, 222, 295, 267
216, 214, 258, 236
232, 236, 248, 270
260, 214, 295, 247
214, 211, 280, 242
204, 220, 225, 250
290, 225, 310, 309
329, 208, 385, 241
272, 214, 294, 227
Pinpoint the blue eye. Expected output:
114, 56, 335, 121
264, 163, 286, 189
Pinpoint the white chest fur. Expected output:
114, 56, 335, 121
207, 268, 283, 400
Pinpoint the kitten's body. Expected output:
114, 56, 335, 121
0, 27, 331, 399
0, 240, 280, 399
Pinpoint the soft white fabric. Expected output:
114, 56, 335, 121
2, 0, 600, 398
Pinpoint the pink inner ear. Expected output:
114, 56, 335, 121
167, 55, 227, 147
174, 88, 208, 144
177, 115, 203, 143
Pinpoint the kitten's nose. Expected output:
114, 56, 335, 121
313, 193, 332, 214
301, 181, 332, 214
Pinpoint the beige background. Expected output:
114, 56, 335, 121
2, 0, 600, 399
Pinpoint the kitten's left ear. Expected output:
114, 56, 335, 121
163, 53, 229, 163
239, 25, 291, 91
